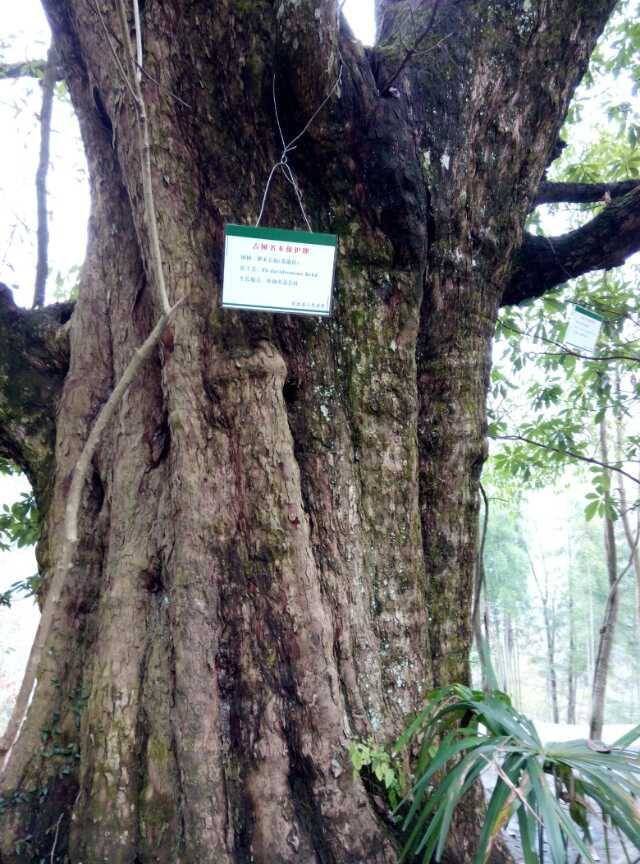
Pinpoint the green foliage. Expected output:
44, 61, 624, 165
0, 573, 42, 608
584, 466, 619, 522
0, 492, 40, 552
562, 133, 640, 183
490, 269, 640, 519
348, 738, 404, 808
0, 486, 41, 606
0, 458, 19, 477
489, 0, 640, 525
388, 686, 640, 864
589, 1, 640, 124
483, 502, 530, 619
51, 264, 80, 302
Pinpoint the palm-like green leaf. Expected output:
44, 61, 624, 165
475, 752, 529, 864
614, 723, 640, 750
396, 686, 640, 864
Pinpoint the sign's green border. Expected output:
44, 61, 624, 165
223, 302, 331, 317
225, 223, 337, 247
221, 223, 337, 317
574, 304, 604, 322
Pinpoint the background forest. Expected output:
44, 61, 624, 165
1, 0, 639, 738
475, 476, 639, 725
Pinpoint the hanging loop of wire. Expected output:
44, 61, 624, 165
256, 61, 343, 232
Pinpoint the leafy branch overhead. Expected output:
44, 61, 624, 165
490, 250, 640, 516
490, 37, 640, 512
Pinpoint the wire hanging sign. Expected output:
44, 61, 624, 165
222, 53, 343, 317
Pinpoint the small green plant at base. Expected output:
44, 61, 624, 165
348, 738, 404, 809
350, 685, 640, 864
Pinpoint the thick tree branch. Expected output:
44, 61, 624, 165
535, 179, 640, 206
0, 60, 63, 81
0, 284, 72, 499
503, 185, 640, 306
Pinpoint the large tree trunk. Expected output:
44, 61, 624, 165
0, 1, 618, 861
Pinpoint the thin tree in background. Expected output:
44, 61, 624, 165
590, 409, 622, 740
529, 551, 560, 724
615, 403, 640, 630
567, 561, 578, 725
32, 44, 57, 308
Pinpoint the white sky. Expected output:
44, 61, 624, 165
344, 0, 376, 43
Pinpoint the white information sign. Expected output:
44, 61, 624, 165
222, 224, 337, 316
564, 304, 603, 353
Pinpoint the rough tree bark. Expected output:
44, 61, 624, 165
0, 1, 635, 862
